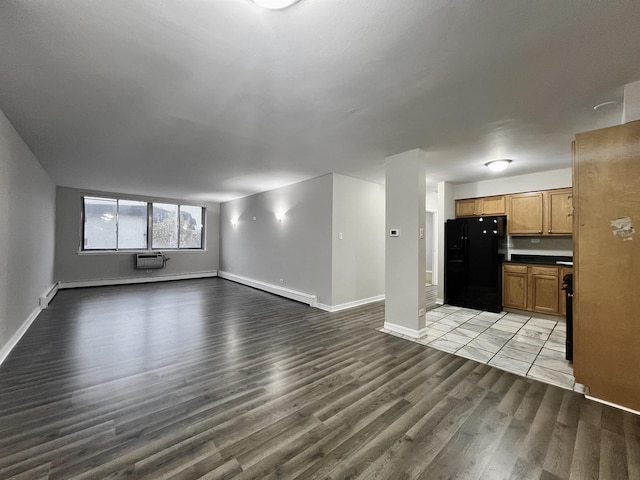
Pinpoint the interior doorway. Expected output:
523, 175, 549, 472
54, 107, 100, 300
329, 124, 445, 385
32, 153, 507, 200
425, 210, 438, 308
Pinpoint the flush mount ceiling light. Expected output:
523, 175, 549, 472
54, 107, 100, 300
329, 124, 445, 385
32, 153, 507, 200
253, 0, 301, 9
593, 101, 618, 111
485, 159, 512, 172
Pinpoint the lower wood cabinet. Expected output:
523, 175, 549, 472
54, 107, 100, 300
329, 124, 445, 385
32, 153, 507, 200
528, 266, 559, 314
503, 263, 569, 315
503, 264, 528, 310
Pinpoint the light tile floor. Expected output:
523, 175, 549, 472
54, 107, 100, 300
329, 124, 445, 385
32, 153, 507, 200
379, 304, 586, 393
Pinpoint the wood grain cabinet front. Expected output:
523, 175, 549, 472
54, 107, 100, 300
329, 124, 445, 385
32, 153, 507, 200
455, 198, 480, 217
503, 264, 528, 309
503, 263, 565, 315
507, 192, 544, 235
546, 188, 573, 235
455, 196, 506, 217
528, 266, 560, 314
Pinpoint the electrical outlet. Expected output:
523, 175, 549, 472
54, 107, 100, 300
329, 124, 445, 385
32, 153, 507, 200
146, 269, 152, 273
418, 308, 425, 316
279, 278, 284, 284
339, 232, 343, 240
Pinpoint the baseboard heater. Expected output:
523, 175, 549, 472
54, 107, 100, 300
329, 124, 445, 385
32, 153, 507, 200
135, 253, 167, 269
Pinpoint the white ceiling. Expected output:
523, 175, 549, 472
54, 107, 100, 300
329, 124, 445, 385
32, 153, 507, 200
1, 0, 639, 202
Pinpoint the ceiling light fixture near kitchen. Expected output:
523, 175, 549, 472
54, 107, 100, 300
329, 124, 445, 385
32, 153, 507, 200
253, 0, 301, 9
485, 159, 512, 172
593, 101, 618, 111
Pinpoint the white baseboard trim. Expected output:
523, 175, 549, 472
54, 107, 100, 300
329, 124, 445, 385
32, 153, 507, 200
58, 271, 218, 290
436, 297, 444, 305
218, 271, 317, 307
383, 321, 429, 339
316, 294, 385, 312
0, 306, 41, 367
39, 282, 60, 308
585, 394, 640, 416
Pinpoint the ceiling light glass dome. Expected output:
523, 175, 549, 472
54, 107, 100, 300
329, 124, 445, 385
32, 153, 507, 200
253, 0, 301, 9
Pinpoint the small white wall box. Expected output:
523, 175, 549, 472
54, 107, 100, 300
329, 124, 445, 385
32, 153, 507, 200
135, 253, 166, 269
389, 229, 400, 237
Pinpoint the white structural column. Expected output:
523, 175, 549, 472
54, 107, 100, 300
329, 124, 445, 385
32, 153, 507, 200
384, 149, 428, 338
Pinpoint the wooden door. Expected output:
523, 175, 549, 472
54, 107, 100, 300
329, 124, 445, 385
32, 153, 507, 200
507, 192, 543, 235
528, 266, 559, 314
546, 188, 573, 235
574, 120, 640, 411
503, 264, 528, 309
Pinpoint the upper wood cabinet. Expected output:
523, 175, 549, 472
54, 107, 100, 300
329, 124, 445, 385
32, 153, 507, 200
455, 198, 480, 217
507, 192, 544, 235
456, 189, 573, 236
481, 196, 506, 215
455, 195, 505, 217
546, 188, 573, 235
506, 188, 573, 236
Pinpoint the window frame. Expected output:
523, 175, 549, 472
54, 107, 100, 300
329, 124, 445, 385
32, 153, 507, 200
80, 194, 206, 253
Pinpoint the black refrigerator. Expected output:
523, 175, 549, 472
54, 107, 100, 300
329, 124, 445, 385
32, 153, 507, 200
445, 216, 506, 313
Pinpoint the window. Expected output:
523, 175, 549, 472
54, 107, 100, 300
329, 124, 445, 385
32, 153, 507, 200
82, 196, 204, 251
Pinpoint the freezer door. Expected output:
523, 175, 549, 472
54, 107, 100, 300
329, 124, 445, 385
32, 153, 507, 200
445, 219, 466, 307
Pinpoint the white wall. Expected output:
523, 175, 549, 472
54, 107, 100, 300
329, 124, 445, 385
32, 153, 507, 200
331, 174, 385, 306
0, 108, 56, 357
453, 168, 572, 199
55, 187, 220, 283
220, 175, 333, 305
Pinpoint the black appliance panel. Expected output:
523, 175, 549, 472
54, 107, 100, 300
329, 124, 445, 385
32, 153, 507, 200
445, 216, 505, 312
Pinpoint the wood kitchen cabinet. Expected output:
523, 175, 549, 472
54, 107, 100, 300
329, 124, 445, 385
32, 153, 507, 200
507, 192, 544, 235
503, 264, 528, 309
455, 195, 505, 217
455, 198, 479, 217
507, 188, 573, 236
503, 263, 564, 315
527, 266, 559, 314
546, 188, 573, 235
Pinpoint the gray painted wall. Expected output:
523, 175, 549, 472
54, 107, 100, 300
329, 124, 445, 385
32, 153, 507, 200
220, 175, 333, 305
0, 108, 56, 352
55, 187, 219, 283
331, 174, 385, 306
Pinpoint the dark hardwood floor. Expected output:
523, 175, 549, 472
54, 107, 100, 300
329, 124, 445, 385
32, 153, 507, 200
0, 278, 638, 479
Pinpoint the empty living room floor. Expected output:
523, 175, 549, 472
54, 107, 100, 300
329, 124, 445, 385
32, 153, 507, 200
0, 278, 637, 479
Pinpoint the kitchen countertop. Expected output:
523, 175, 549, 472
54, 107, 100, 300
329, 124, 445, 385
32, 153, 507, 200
505, 254, 573, 266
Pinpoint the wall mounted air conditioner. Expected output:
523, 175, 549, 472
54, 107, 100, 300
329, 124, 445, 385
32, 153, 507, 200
135, 253, 166, 269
